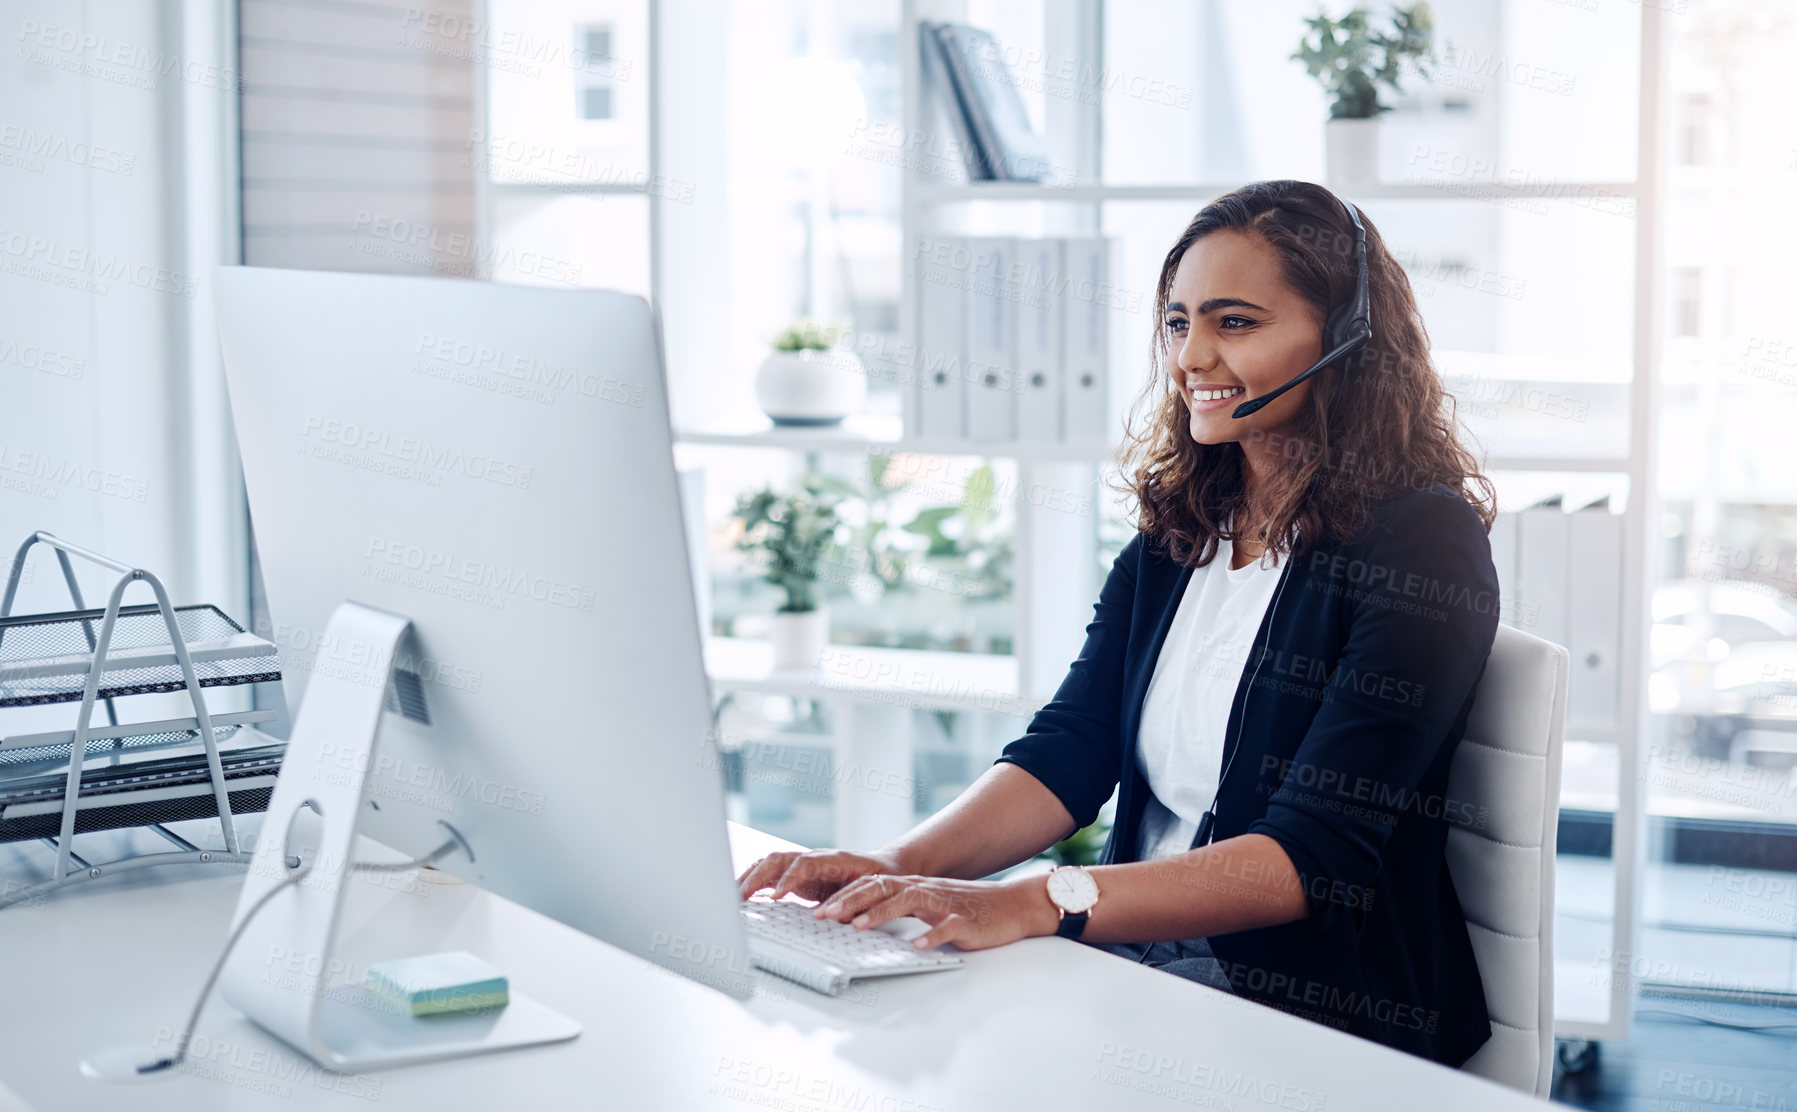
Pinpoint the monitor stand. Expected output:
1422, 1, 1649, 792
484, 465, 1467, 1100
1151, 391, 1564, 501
214, 601, 580, 1072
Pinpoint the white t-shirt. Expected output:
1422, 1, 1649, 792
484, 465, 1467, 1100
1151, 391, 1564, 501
1134, 533, 1285, 862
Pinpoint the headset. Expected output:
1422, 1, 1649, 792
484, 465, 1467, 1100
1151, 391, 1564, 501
1179, 190, 1372, 854
1229, 189, 1372, 420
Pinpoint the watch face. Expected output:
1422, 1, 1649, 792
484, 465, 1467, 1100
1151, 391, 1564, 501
1047, 866, 1099, 914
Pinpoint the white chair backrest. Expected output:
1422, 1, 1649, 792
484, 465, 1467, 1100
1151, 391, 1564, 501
1447, 623, 1569, 1098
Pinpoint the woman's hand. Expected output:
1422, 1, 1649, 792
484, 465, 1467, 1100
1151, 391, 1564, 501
812, 873, 1062, 952
736, 848, 904, 903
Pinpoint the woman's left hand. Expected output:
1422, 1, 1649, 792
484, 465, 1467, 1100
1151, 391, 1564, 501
811, 872, 1061, 951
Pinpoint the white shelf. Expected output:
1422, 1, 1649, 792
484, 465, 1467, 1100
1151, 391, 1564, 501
1485, 456, 1635, 474
704, 635, 1047, 717
673, 411, 1117, 463
674, 411, 1635, 475
914, 180, 1641, 205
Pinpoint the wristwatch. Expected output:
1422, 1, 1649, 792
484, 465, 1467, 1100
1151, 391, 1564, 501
1045, 864, 1100, 940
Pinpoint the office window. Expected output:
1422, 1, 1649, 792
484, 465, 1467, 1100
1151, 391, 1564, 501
579, 84, 614, 121
575, 24, 617, 120
478, 2, 648, 290
1677, 93, 1712, 166
1648, 7, 1797, 999
1674, 268, 1702, 338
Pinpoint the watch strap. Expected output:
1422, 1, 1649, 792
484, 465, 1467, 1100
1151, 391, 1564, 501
1055, 909, 1089, 940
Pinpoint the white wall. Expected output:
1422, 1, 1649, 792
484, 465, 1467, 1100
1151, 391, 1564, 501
1, 0, 241, 622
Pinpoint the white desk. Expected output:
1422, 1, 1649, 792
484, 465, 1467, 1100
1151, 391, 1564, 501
0, 820, 1563, 1111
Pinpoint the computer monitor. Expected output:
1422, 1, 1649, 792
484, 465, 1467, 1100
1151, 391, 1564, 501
211, 267, 756, 1016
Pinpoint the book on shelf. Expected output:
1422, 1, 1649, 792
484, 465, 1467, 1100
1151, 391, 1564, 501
917, 21, 990, 182
1061, 237, 1112, 442
1014, 237, 1064, 444
908, 235, 1114, 448
911, 231, 967, 438
920, 21, 1051, 183
1566, 495, 1623, 729
1516, 495, 1569, 650
963, 236, 1017, 441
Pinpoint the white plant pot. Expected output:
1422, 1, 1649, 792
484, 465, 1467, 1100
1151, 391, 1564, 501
754, 348, 867, 427
1325, 117, 1381, 188
768, 605, 830, 671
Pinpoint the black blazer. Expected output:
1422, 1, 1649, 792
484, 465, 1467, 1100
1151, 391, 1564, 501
996, 482, 1500, 1067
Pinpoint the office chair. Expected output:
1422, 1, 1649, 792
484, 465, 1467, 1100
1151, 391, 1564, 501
1447, 623, 1570, 1098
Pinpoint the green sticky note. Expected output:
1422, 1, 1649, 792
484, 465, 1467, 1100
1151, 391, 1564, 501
367, 951, 510, 1018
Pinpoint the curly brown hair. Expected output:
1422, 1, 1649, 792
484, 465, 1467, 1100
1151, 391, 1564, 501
1109, 179, 1496, 568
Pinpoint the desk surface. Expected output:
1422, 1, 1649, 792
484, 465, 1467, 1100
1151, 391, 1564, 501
0, 821, 1561, 1111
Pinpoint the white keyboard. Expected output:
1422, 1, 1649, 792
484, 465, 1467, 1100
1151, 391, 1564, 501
740, 897, 963, 996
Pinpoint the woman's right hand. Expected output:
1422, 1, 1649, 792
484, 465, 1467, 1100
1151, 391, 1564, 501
736, 848, 906, 903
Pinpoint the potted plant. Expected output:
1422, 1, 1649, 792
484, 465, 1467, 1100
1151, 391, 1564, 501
1292, 3, 1434, 186
753, 317, 868, 427
729, 475, 850, 669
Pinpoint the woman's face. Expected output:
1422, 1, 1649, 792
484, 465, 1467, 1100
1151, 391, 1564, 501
1162, 228, 1324, 447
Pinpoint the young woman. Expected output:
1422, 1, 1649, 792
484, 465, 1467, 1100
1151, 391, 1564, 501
737, 179, 1501, 1068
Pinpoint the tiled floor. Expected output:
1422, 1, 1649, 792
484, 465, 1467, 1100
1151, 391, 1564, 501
1553, 854, 1797, 1109
1553, 999, 1797, 1110
1556, 855, 1797, 997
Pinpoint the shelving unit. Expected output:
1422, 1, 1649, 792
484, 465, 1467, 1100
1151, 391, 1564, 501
666, 0, 1667, 1047
913, 180, 1643, 204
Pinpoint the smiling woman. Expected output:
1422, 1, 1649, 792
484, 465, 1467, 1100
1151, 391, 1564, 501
1119, 179, 1498, 570
739, 179, 1503, 1070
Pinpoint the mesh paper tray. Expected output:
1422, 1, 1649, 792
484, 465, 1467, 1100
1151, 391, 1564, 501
0, 603, 280, 708
0, 740, 285, 844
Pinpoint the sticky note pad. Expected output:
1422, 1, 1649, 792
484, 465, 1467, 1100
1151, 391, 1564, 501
366, 951, 509, 1018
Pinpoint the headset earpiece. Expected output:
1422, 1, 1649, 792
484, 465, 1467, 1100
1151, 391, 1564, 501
1323, 302, 1356, 353
1229, 186, 1374, 420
